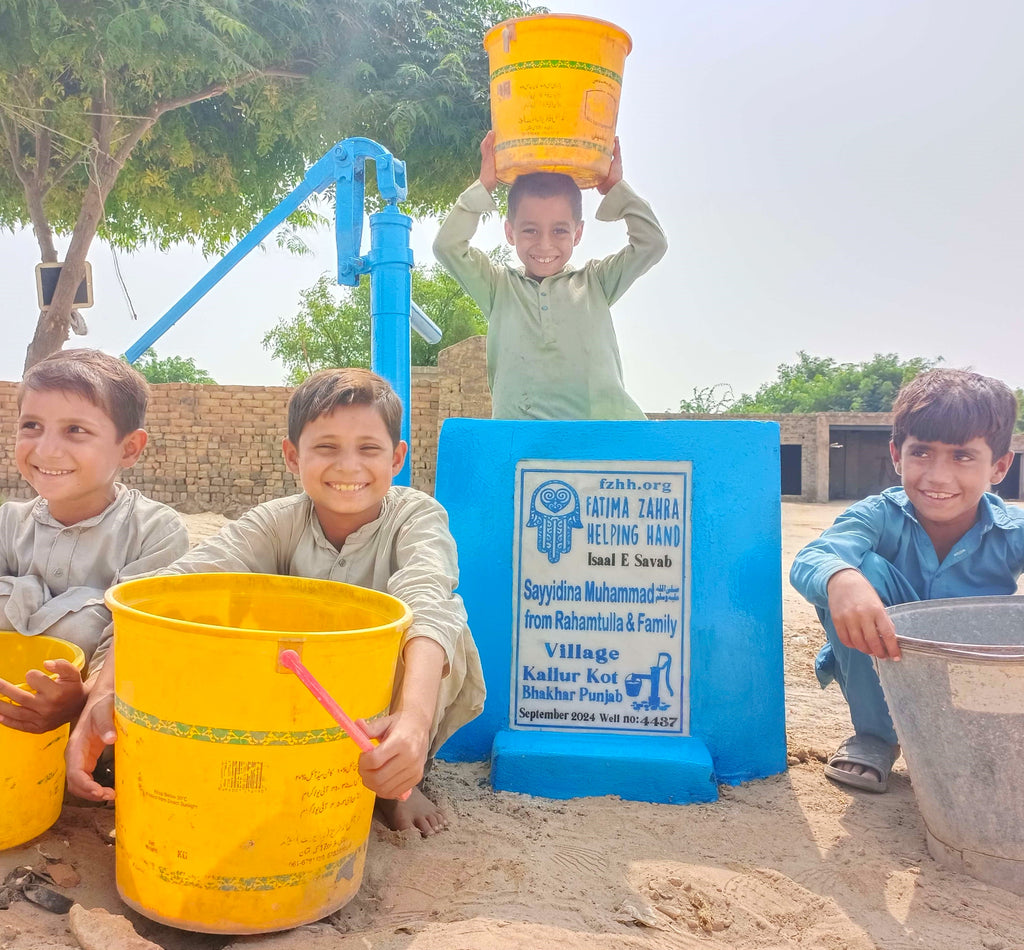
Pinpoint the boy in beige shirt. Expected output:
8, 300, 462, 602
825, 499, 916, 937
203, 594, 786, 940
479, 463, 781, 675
68, 368, 483, 835
0, 349, 187, 733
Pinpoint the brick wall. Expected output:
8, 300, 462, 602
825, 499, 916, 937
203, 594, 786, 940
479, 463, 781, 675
5, 342, 1021, 511
410, 365, 439, 493
438, 335, 491, 424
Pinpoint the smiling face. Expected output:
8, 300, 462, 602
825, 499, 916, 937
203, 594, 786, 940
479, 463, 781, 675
504, 194, 584, 281
16, 388, 147, 525
890, 435, 1013, 552
283, 403, 407, 548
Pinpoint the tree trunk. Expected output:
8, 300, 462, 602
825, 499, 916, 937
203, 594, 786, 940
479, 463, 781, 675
23, 175, 109, 371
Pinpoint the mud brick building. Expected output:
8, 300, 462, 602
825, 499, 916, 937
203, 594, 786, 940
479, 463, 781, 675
2, 335, 1020, 511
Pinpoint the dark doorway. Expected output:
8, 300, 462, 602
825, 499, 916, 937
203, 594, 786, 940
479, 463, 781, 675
780, 444, 802, 495
829, 426, 898, 500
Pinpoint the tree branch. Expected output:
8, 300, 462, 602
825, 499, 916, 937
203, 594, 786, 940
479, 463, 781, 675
0, 112, 30, 187
110, 66, 308, 171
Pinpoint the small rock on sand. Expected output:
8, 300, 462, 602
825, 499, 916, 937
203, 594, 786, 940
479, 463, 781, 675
69, 906, 161, 950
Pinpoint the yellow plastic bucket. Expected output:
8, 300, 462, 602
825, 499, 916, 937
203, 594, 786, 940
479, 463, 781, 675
484, 14, 632, 187
0, 633, 86, 851
106, 573, 411, 934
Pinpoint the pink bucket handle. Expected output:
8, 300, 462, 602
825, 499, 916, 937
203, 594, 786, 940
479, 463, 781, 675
279, 649, 410, 802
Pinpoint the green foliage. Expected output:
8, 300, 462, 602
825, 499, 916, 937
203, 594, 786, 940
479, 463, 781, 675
1016, 389, 1024, 433
0, 0, 534, 253
676, 383, 736, 414
728, 352, 942, 414
321, 0, 535, 215
133, 349, 217, 384
262, 265, 488, 384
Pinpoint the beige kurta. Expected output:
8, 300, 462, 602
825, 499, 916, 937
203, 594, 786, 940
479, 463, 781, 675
163, 486, 485, 757
433, 178, 668, 420
0, 484, 189, 672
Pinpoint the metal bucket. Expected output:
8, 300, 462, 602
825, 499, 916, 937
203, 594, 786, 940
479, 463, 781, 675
879, 595, 1024, 894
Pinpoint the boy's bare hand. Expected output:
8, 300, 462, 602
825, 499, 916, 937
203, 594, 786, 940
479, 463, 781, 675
479, 130, 498, 193
357, 710, 430, 801
0, 659, 86, 733
596, 137, 623, 195
827, 569, 902, 660
66, 686, 117, 802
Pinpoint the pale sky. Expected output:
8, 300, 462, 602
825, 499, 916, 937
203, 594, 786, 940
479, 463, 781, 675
2, 0, 1022, 409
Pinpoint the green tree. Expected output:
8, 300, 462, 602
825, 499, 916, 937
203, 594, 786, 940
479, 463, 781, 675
729, 352, 942, 414
0, 0, 530, 369
676, 383, 736, 414
262, 266, 488, 384
133, 349, 216, 384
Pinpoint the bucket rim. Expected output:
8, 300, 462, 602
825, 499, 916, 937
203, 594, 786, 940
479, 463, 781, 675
887, 594, 1024, 660
484, 14, 633, 55
0, 631, 86, 695
104, 573, 413, 642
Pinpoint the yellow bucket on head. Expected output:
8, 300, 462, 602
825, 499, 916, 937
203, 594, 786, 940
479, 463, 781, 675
106, 573, 411, 935
484, 14, 632, 188
0, 634, 86, 851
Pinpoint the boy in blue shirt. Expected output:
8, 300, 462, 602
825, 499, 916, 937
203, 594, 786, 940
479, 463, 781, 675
791, 369, 1023, 792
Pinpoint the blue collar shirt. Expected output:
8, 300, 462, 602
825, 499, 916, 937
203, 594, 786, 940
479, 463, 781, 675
790, 487, 1024, 608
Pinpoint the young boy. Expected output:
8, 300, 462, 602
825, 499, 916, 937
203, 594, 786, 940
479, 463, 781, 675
433, 132, 667, 421
67, 368, 484, 836
0, 349, 188, 733
791, 369, 1024, 792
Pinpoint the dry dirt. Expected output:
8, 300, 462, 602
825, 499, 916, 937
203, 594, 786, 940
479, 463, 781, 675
2, 501, 1022, 950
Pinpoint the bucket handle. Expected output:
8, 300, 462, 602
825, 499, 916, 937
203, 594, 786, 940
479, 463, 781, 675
275, 639, 304, 672
897, 639, 1024, 662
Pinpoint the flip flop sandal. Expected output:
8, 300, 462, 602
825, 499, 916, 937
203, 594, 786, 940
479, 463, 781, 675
824, 734, 899, 793
21, 883, 74, 915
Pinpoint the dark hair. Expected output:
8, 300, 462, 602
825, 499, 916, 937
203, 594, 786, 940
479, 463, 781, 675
18, 348, 149, 438
508, 172, 583, 223
891, 369, 1019, 459
288, 368, 402, 446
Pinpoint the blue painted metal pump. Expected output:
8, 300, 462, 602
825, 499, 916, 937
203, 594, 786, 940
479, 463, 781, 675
123, 137, 438, 486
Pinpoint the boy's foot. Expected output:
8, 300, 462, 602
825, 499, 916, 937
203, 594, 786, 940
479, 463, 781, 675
375, 787, 448, 836
824, 734, 900, 793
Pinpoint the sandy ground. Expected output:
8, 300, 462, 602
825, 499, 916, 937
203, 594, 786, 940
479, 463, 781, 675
3, 501, 1023, 949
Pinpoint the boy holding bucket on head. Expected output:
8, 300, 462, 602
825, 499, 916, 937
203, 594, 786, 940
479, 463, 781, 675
68, 368, 484, 836
791, 369, 1024, 793
0, 349, 188, 733
433, 132, 667, 420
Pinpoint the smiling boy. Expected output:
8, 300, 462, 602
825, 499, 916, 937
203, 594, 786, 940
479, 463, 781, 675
790, 369, 1024, 792
68, 368, 484, 835
0, 349, 188, 733
433, 132, 667, 420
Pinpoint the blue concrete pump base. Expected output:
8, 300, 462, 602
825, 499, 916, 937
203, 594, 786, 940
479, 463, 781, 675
491, 730, 717, 804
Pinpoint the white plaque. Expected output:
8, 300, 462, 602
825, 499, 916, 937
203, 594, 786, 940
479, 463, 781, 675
512, 460, 692, 736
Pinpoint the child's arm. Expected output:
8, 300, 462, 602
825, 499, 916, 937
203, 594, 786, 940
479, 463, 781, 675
590, 139, 668, 305
0, 507, 188, 733
66, 658, 116, 802
50, 508, 190, 675
158, 500, 296, 578
431, 133, 501, 314
826, 569, 901, 660
357, 496, 468, 793
789, 496, 901, 659
0, 524, 87, 731
358, 637, 446, 799
0, 657, 86, 734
